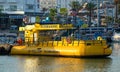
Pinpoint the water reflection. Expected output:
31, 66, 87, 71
16, 56, 111, 72
111, 43, 120, 56
23, 57, 40, 72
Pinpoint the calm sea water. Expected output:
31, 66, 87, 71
0, 43, 120, 72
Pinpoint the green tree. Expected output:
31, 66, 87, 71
69, 1, 81, 12
60, 8, 67, 15
69, 1, 82, 25
49, 8, 57, 21
85, 2, 96, 26
35, 16, 40, 23
115, 19, 120, 23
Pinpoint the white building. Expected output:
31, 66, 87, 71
0, 0, 40, 14
0, 0, 41, 29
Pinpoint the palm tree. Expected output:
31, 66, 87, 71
85, 2, 96, 26
69, 1, 82, 25
49, 8, 57, 21
69, 1, 81, 12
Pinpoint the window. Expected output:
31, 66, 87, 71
10, 5, 17, 11
8, 0, 16, 3
26, 4, 34, 10
37, 4, 39, 8
0, 5, 3, 11
108, 10, 113, 13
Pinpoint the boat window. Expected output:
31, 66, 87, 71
86, 43, 91, 46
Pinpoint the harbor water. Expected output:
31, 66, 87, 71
0, 43, 120, 72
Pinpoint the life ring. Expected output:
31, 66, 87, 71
66, 37, 72, 44
97, 36, 102, 40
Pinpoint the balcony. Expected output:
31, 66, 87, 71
2, 8, 24, 14
3, 10, 24, 14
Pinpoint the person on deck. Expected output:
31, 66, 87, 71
16, 35, 23, 45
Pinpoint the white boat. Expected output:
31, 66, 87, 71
111, 28, 120, 42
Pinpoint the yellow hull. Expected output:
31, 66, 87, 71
10, 40, 112, 57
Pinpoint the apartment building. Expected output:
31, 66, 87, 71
56, 0, 114, 9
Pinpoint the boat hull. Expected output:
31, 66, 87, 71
10, 40, 112, 57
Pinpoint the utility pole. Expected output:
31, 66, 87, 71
114, 0, 118, 20
97, 0, 100, 27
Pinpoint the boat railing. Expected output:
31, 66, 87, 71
23, 37, 107, 47
35, 24, 73, 30
19, 24, 73, 31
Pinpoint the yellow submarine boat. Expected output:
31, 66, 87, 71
5, 23, 112, 57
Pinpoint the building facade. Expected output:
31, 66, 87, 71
0, 0, 116, 29
56, 0, 83, 11
56, 0, 114, 10
39, 0, 56, 10
0, 0, 41, 29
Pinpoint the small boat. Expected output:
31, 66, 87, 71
111, 28, 120, 42
0, 23, 112, 57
